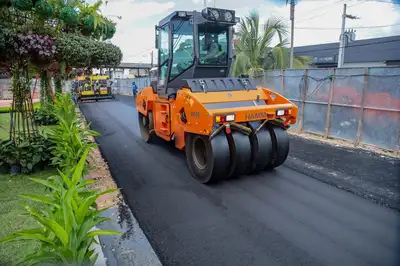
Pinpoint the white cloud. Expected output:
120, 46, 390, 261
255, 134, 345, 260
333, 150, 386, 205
103, 0, 400, 62
100, 0, 176, 62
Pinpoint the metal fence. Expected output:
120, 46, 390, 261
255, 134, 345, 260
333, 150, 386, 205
111, 77, 151, 95
109, 67, 399, 152
263, 67, 400, 152
0, 78, 73, 100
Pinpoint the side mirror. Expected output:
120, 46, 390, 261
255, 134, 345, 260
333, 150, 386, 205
155, 25, 159, 49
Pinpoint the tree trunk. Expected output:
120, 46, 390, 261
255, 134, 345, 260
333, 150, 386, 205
54, 76, 63, 94
40, 70, 52, 105
9, 63, 38, 143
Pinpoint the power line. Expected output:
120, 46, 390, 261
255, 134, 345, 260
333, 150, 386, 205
294, 39, 400, 54
124, 47, 155, 59
288, 22, 400, 30
347, 0, 369, 8
296, 0, 346, 16
296, 0, 346, 24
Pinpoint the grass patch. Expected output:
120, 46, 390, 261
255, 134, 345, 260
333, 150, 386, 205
0, 169, 56, 265
0, 102, 40, 113
0, 113, 10, 140
0, 110, 53, 140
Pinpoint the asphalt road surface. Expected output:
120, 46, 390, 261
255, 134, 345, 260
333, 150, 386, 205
80, 97, 400, 266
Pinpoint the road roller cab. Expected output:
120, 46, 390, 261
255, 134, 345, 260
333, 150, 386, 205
136, 7, 299, 183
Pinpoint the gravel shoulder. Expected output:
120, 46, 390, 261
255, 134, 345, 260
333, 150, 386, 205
287, 134, 400, 211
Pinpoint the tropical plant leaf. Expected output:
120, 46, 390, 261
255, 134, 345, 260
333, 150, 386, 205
87, 230, 121, 237
71, 147, 90, 186
41, 217, 69, 246
76, 193, 99, 224
99, 188, 119, 196
21, 194, 60, 208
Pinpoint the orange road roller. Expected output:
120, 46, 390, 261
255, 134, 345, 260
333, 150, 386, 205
136, 7, 298, 183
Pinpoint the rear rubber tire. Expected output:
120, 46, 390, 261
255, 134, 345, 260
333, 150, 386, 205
186, 133, 230, 184
138, 111, 154, 143
227, 131, 252, 178
249, 128, 274, 173
266, 125, 290, 169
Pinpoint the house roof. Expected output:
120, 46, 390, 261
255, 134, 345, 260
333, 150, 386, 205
294, 35, 400, 65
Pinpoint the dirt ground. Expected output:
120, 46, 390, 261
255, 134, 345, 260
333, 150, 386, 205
86, 138, 120, 209
77, 109, 121, 209
287, 129, 399, 158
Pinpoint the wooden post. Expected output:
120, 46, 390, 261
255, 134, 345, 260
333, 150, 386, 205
355, 68, 369, 146
324, 69, 335, 138
298, 69, 308, 133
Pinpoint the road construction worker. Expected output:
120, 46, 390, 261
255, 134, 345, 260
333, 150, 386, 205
202, 41, 225, 64
132, 81, 138, 98
84, 82, 90, 91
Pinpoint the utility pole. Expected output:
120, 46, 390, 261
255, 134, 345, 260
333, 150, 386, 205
337, 4, 359, 68
289, 0, 295, 69
203, 0, 207, 7
150, 50, 154, 68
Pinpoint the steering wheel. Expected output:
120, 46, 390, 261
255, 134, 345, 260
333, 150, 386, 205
201, 51, 227, 65
176, 60, 193, 73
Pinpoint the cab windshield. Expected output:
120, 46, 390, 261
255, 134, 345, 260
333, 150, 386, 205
97, 80, 107, 86
198, 25, 228, 65
170, 19, 194, 81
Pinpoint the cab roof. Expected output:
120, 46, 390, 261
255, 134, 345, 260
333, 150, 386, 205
158, 10, 194, 26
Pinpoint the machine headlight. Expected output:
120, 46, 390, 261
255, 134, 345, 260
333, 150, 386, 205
224, 11, 233, 21
210, 9, 220, 20
177, 11, 187, 17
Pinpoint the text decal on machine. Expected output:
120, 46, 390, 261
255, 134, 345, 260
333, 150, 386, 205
191, 111, 200, 118
245, 112, 268, 120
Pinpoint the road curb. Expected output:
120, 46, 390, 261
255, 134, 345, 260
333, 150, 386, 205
97, 203, 163, 266
76, 104, 162, 266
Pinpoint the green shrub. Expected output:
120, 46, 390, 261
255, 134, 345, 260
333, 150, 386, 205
33, 103, 58, 125
12, 0, 33, 11
45, 93, 99, 172
60, 7, 78, 26
34, 0, 53, 19
0, 148, 120, 265
0, 135, 53, 174
55, 32, 122, 68
82, 15, 95, 32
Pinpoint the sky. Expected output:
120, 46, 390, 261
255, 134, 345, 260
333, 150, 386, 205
97, 0, 400, 63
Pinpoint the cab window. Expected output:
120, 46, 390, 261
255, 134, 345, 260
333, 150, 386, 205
198, 26, 228, 65
170, 19, 194, 81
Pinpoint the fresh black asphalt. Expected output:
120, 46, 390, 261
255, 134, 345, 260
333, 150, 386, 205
80, 96, 400, 266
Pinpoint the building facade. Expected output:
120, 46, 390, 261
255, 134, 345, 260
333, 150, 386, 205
294, 35, 400, 68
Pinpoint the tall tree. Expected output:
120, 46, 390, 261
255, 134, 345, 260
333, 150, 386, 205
232, 10, 310, 77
